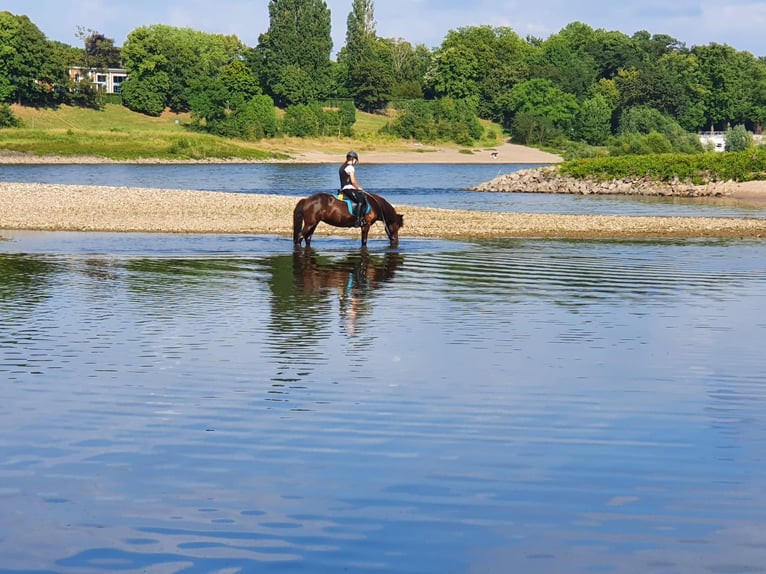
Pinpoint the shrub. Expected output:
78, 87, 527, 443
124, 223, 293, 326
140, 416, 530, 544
380, 97, 484, 145
725, 124, 753, 152
559, 147, 766, 183
0, 104, 22, 128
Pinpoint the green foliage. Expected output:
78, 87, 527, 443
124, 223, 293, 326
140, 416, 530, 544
527, 27, 598, 98
573, 94, 613, 145
0, 103, 21, 127
234, 95, 280, 140
77, 28, 121, 69
8, 10, 766, 154
347, 39, 394, 112
219, 60, 261, 100
120, 71, 170, 116
498, 78, 579, 132
121, 25, 245, 115
382, 98, 484, 145
610, 106, 703, 154
0, 12, 69, 106
282, 104, 319, 137
725, 124, 753, 152
559, 147, 766, 183
338, 100, 356, 129
425, 26, 531, 121
281, 103, 351, 137
273, 65, 317, 105
258, 0, 333, 107
509, 112, 560, 146
618, 105, 678, 136
562, 141, 608, 161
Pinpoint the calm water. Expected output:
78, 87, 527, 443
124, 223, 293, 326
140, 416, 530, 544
1, 164, 766, 573
2, 162, 766, 218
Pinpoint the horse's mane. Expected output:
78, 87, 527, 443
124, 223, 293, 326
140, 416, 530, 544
369, 192, 395, 220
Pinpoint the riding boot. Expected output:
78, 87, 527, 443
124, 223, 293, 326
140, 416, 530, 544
356, 198, 367, 227
354, 202, 364, 227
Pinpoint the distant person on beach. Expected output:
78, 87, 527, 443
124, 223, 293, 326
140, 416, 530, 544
339, 151, 367, 227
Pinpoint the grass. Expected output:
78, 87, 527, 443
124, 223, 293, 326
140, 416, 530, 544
5, 104, 286, 161
4, 103, 507, 161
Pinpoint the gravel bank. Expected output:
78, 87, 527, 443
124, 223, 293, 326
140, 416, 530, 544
2, 182, 766, 240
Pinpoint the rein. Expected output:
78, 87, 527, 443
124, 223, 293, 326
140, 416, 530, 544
365, 193, 392, 239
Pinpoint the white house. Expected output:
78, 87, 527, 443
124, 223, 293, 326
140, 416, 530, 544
68, 67, 128, 94
698, 131, 726, 152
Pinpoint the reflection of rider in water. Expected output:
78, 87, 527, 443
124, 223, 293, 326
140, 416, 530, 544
339, 150, 367, 227
339, 254, 368, 336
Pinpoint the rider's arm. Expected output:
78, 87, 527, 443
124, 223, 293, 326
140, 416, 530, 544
349, 169, 363, 191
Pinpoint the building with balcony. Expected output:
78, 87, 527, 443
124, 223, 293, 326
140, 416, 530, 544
68, 67, 128, 94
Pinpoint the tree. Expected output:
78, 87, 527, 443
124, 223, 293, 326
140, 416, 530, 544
0, 12, 68, 106
693, 43, 755, 131
528, 26, 598, 98
340, 0, 393, 111
76, 27, 121, 69
725, 124, 753, 151
574, 94, 613, 145
498, 78, 579, 132
426, 26, 531, 119
258, 0, 333, 106
121, 25, 245, 115
385, 39, 431, 99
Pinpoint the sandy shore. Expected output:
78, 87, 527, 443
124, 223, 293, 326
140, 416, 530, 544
2, 182, 766, 240
2, 146, 766, 240
0, 141, 562, 165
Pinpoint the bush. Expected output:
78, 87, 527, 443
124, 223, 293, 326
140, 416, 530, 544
282, 104, 321, 137
559, 147, 766, 183
510, 112, 560, 146
380, 97, 484, 145
234, 95, 280, 140
0, 104, 22, 128
725, 124, 753, 152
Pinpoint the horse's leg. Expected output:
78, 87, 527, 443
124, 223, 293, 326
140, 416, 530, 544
361, 224, 370, 247
304, 223, 319, 247
293, 199, 306, 245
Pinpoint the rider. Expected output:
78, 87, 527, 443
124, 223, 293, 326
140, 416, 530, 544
339, 150, 368, 227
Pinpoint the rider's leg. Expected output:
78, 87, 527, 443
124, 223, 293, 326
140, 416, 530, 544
356, 195, 368, 226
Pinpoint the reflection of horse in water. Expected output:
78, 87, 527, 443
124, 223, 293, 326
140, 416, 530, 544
292, 248, 403, 296
292, 248, 403, 335
293, 192, 404, 247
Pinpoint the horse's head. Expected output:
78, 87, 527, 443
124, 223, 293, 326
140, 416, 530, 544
386, 212, 404, 244
370, 193, 404, 245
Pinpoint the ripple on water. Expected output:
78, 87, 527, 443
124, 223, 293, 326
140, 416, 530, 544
1, 239, 766, 572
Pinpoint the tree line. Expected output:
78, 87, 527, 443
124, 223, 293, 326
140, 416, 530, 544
1, 1, 765, 154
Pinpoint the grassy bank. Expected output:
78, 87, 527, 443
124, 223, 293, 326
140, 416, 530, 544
3, 104, 504, 162
559, 148, 766, 184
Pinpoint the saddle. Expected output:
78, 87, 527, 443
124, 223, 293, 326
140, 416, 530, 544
337, 192, 371, 223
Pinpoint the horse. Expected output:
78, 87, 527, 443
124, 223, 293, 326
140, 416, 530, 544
293, 191, 404, 247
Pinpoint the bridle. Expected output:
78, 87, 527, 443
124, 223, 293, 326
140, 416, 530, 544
364, 193, 393, 240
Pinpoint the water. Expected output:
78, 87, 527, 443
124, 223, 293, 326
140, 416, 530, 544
2, 162, 765, 218
1, 164, 766, 572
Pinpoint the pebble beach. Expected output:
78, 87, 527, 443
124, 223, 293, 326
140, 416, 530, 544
2, 144, 766, 240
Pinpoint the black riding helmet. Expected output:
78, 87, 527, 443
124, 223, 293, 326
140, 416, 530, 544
346, 150, 359, 161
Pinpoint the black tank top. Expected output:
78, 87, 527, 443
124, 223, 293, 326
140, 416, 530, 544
339, 163, 354, 189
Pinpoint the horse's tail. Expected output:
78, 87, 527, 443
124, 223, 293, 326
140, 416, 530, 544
293, 199, 305, 244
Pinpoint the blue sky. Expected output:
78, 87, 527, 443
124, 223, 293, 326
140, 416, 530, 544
4, 0, 764, 57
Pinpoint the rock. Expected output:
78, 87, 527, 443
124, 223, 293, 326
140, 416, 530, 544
469, 166, 731, 198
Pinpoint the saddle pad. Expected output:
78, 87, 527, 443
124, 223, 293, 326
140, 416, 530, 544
338, 195, 371, 216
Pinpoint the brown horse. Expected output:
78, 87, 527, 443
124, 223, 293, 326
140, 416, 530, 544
293, 192, 404, 247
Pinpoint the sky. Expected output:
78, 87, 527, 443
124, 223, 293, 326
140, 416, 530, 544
3, 0, 765, 58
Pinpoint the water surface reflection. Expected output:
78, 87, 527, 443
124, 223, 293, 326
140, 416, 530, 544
1, 239, 765, 573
